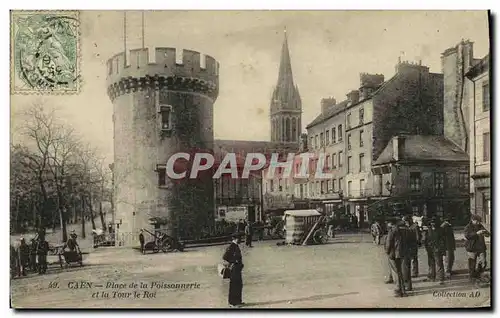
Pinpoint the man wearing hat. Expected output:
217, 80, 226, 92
422, 216, 446, 284
17, 237, 30, 277
402, 216, 417, 290
464, 214, 490, 284
441, 215, 456, 277
385, 219, 408, 297
222, 234, 245, 307
64, 230, 80, 253
36, 233, 50, 274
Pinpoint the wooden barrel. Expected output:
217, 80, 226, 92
285, 216, 305, 244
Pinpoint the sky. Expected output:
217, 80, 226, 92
10, 10, 490, 164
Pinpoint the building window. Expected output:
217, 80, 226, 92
310, 137, 314, 149
338, 125, 343, 142
359, 108, 364, 124
157, 166, 167, 187
412, 206, 420, 215
321, 181, 325, 194
483, 132, 490, 162
359, 153, 365, 172
360, 129, 364, 147
434, 172, 445, 195
410, 172, 421, 192
482, 82, 490, 112
347, 181, 352, 196
347, 113, 351, 129
339, 178, 343, 192
159, 105, 172, 131
326, 155, 330, 169
459, 172, 469, 191
332, 178, 336, 192
315, 135, 319, 149
326, 130, 330, 144
339, 151, 343, 167
332, 127, 336, 143
320, 132, 324, 147
332, 153, 336, 168
270, 180, 274, 192
360, 179, 365, 196
436, 204, 444, 218
347, 134, 352, 150
347, 156, 352, 173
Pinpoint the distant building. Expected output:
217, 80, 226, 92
303, 60, 444, 226
372, 135, 470, 224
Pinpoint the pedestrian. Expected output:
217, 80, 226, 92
384, 221, 395, 284
244, 222, 253, 247
402, 216, 415, 291
29, 238, 38, 272
464, 214, 490, 285
406, 216, 421, 278
222, 234, 245, 307
422, 217, 446, 285
36, 234, 49, 275
139, 229, 145, 254
441, 215, 456, 277
371, 219, 383, 245
17, 237, 30, 277
385, 219, 408, 297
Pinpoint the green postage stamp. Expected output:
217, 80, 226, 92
10, 10, 80, 94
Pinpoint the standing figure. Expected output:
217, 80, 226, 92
407, 216, 421, 278
64, 230, 80, 253
36, 234, 50, 274
222, 234, 245, 307
422, 217, 446, 285
29, 238, 38, 272
139, 229, 145, 254
384, 221, 395, 284
441, 215, 456, 277
371, 220, 383, 245
10, 245, 19, 279
464, 214, 490, 284
17, 237, 30, 277
401, 216, 415, 291
385, 220, 408, 297
244, 222, 253, 248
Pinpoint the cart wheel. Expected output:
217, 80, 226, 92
162, 240, 174, 253
313, 229, 328, 244
153, 246, 159, 253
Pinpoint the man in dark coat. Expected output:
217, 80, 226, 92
441, 215, 456, 277
29, 238, 38, 272
36, 234, 50, 275
17, 237, 30, 277
139, 229, 145, 254
406, 216, 421, 278
402, 216, 416, 290
223, 234, 244, 307
464, 214, 490, 284
384, 221, 395, 284
422, 217, 446, 284
385, 220, 408, 297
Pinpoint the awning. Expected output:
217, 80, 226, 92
284, 209, 322, 217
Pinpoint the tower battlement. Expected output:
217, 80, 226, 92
106, 47, 219, 101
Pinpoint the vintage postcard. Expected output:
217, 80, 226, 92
10, 10, 491, 309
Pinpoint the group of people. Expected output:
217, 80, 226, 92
10, 229, 81, 278
378, 213, 489, 297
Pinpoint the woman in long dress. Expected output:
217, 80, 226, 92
222, 234, 244, 307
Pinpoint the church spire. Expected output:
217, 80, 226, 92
277, 26, 294, 88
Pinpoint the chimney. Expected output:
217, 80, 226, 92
396, 60, 430, 75
359, 73, 384, 100
321, 97, 336, 114
392, 135, 406, 161
346, 90, 360, 104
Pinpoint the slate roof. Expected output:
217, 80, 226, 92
306, 100, 350, 129
373, 135, 469, 165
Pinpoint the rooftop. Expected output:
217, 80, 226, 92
373, 135, 469, 165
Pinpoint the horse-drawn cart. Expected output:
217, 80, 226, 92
283, 209, 328, 245
142, 229, 185, 253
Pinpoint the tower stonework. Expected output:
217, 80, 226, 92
270, 31, 302, 149
107, 48, 219, 246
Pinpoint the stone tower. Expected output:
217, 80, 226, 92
107, 48, 219, 246
270, 30, 302, 147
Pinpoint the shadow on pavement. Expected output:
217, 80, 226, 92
243, 291, 359, 307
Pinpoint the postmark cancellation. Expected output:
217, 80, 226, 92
10, 10, 80, 95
